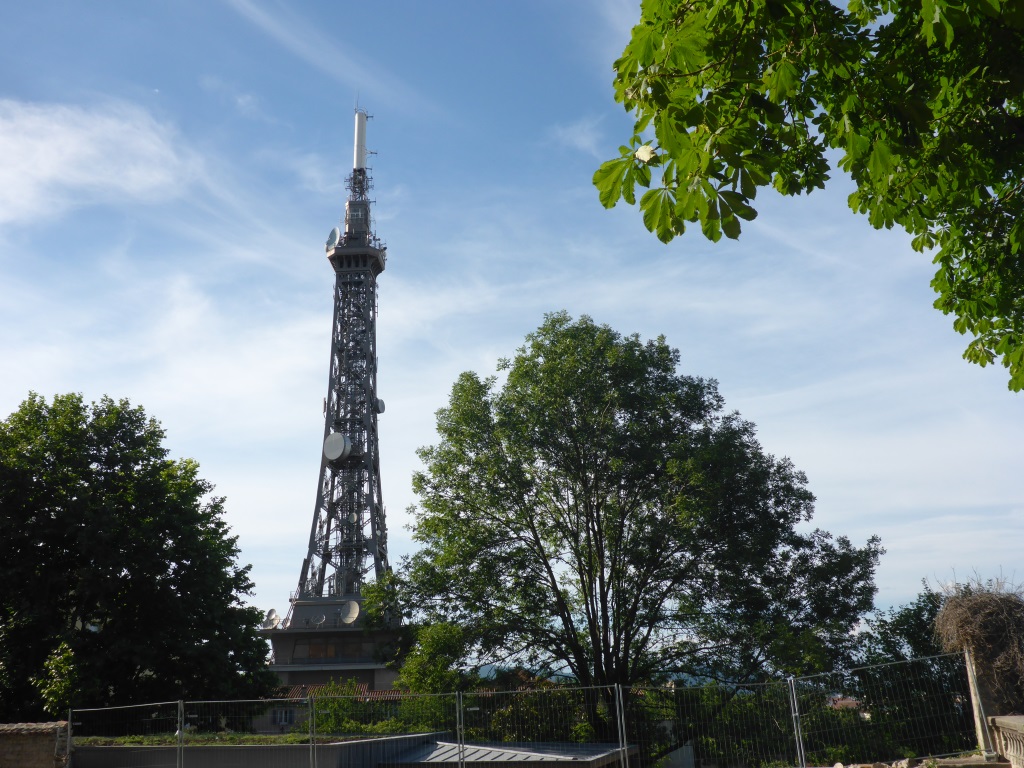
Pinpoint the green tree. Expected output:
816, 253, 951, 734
858, 583, 948, 663
395, 623, 478, 694
595, 0, 1024, 389
401, 313, 881, 695
0, 392, 277, 720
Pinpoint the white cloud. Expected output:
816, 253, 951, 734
549, 115, 607, 159
199, 75, 270, 122
0, 99, 196, 226
255, 147, 346, 198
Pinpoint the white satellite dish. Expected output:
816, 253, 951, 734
340, 601, 360, 624
325, 227, 340, 251
262, 608, 280, 629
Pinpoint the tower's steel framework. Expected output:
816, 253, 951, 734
296, 109, 389, 603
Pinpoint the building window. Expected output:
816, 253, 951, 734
273, 708, 295, 726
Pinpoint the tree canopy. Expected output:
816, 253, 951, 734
594, 0, 1024, 390
399, 313, 881, 691
0, 393, 276, 720
857, 583, 948, 664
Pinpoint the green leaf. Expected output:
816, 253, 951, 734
721, 213, 741, 239
867, 139, 892, 181
593, 155, 633, 209
739, 168, 756, 199
921, 0, 939, 44
640, 187, 679, 243
631, 23, 659, 67
701, 214, 722, 242
766, 59, 800, 103
719, 190, 758, 221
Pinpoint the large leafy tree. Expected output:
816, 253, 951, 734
0, 393, 276, 720
401, 313, 881, 692
595, 0, 1024, 389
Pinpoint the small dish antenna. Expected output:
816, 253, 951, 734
313, 613, 326, 628
262, 608, 281, 629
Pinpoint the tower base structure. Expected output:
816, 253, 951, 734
261, 597, 400, 689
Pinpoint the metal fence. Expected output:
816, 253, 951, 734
67, 654, 981, 768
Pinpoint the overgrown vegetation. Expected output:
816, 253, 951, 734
313, 678, 452, 737
936, 577, 1024, 714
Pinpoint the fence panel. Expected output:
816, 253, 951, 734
627, 682, 796, 768
71, 700, 180, 768
311, 690, 458, 768
460, 685, 619, 745
794, 653, 977, 765
180, 698, 311, 768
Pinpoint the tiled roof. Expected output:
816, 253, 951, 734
272, 684, 409, 701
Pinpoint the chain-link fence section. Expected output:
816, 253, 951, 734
794, 654, 976, 766
68, 654, 980, 768
71, 700, 179, 767
626, 681, 797, 768
312, 691, 457, 768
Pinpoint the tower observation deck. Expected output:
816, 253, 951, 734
262, 110, 399, 689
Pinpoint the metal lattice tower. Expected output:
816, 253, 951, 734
297, 108, 389, 604
263, 110, 398, 689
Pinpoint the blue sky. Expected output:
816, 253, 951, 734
1, 0, 1020, 618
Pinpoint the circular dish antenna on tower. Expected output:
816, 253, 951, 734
340, 601, 360, 624
262, 608, 280, 629
326, 227, 340, 251
324, 433, 352, 463
313, 613, 326, 628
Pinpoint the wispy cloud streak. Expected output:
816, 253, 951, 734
222, 0, 441, 117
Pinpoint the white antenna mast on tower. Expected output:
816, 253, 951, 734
353, 110, 367, 171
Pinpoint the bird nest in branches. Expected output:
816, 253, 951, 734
935, 578, 1024, 715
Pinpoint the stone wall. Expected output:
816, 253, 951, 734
0, 722, 66, 768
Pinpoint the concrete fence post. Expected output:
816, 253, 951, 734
965, 648, 997, 756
